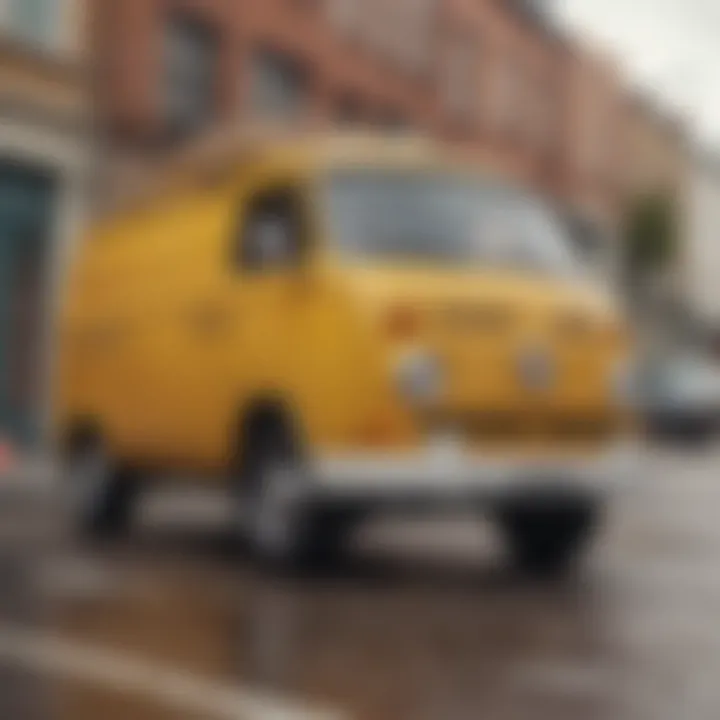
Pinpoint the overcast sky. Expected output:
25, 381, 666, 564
556, 0, 720, 151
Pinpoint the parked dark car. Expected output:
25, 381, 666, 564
636, 355, 720, 443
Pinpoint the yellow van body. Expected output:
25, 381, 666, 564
57, 133, 634, 531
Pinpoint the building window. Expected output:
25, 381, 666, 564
3, 0, 59, 47
397, 0, 439, 74
164, 15, 219, 137
442, 33, 480, 124
534, 76, 560, 154
494, 54, 524, 139
249, 48, 309, 121
289, 0, 320, 11
326, 0, 362, 35
581, 99, 608, 177
334, 93, 366, 127
376, 109, 411, 133
327, 0, 437, 75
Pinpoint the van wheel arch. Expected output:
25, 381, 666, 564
61, 418, 140, 540
62, 418, 103, 461
234, 398, 305, 468
232, 398, 355, 570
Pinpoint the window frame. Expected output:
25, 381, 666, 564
442, 28, 482, 126
163, 12, 220, 138
248, 46, 310, 121
232, 183, 311, 275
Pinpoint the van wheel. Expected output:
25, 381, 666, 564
66, 438, 139, 541
496, 498, 600, 578
239, 419, 350, 571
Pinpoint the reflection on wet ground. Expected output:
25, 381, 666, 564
56, 685, 201, 720
2, 449, 720, 719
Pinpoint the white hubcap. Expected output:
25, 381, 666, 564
70, 449, 108, 516
253, 463, 302, 556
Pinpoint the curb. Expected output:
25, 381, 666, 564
0, 461, 56, 499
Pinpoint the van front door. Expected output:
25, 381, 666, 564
165, 181, 309, 470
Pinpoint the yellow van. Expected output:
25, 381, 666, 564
57, 131, 635, 574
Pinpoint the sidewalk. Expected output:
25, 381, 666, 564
0, 455, 56, 497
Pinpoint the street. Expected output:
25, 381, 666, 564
1, 447, 720, 720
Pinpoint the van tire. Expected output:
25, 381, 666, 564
238, 415, 350, 571
497, 497, 600, 578
66, 436, 139, 541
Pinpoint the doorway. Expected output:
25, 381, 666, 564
0, 160, 56, 448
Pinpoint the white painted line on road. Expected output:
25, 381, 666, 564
0, 624, 344, 720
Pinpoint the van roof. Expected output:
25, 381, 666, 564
173, 125, 440, 169
105, 127, 444, 217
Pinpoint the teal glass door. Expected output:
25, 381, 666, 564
0, 161, 55, 448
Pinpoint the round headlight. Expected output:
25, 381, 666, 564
395, 350, 444, 404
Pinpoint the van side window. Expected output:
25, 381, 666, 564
238, 188, 305, 272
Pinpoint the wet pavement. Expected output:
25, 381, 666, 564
2, 447, 720, 719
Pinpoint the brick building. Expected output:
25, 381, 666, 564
621, 92, 691, 327
92, 0, 628, 263
683, 151, 720, 334
561, 44, 627, 272
622, 91, 687, 202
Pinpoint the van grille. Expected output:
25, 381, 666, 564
425, 411, 621, 447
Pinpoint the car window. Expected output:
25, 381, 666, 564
324, 169, 578, 276
236, 187, 305, 272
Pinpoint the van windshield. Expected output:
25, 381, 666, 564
324, 169, 578, 275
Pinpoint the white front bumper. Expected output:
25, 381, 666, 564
308, 442, 639, 504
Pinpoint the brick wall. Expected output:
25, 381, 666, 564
92, 0, 629, 231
